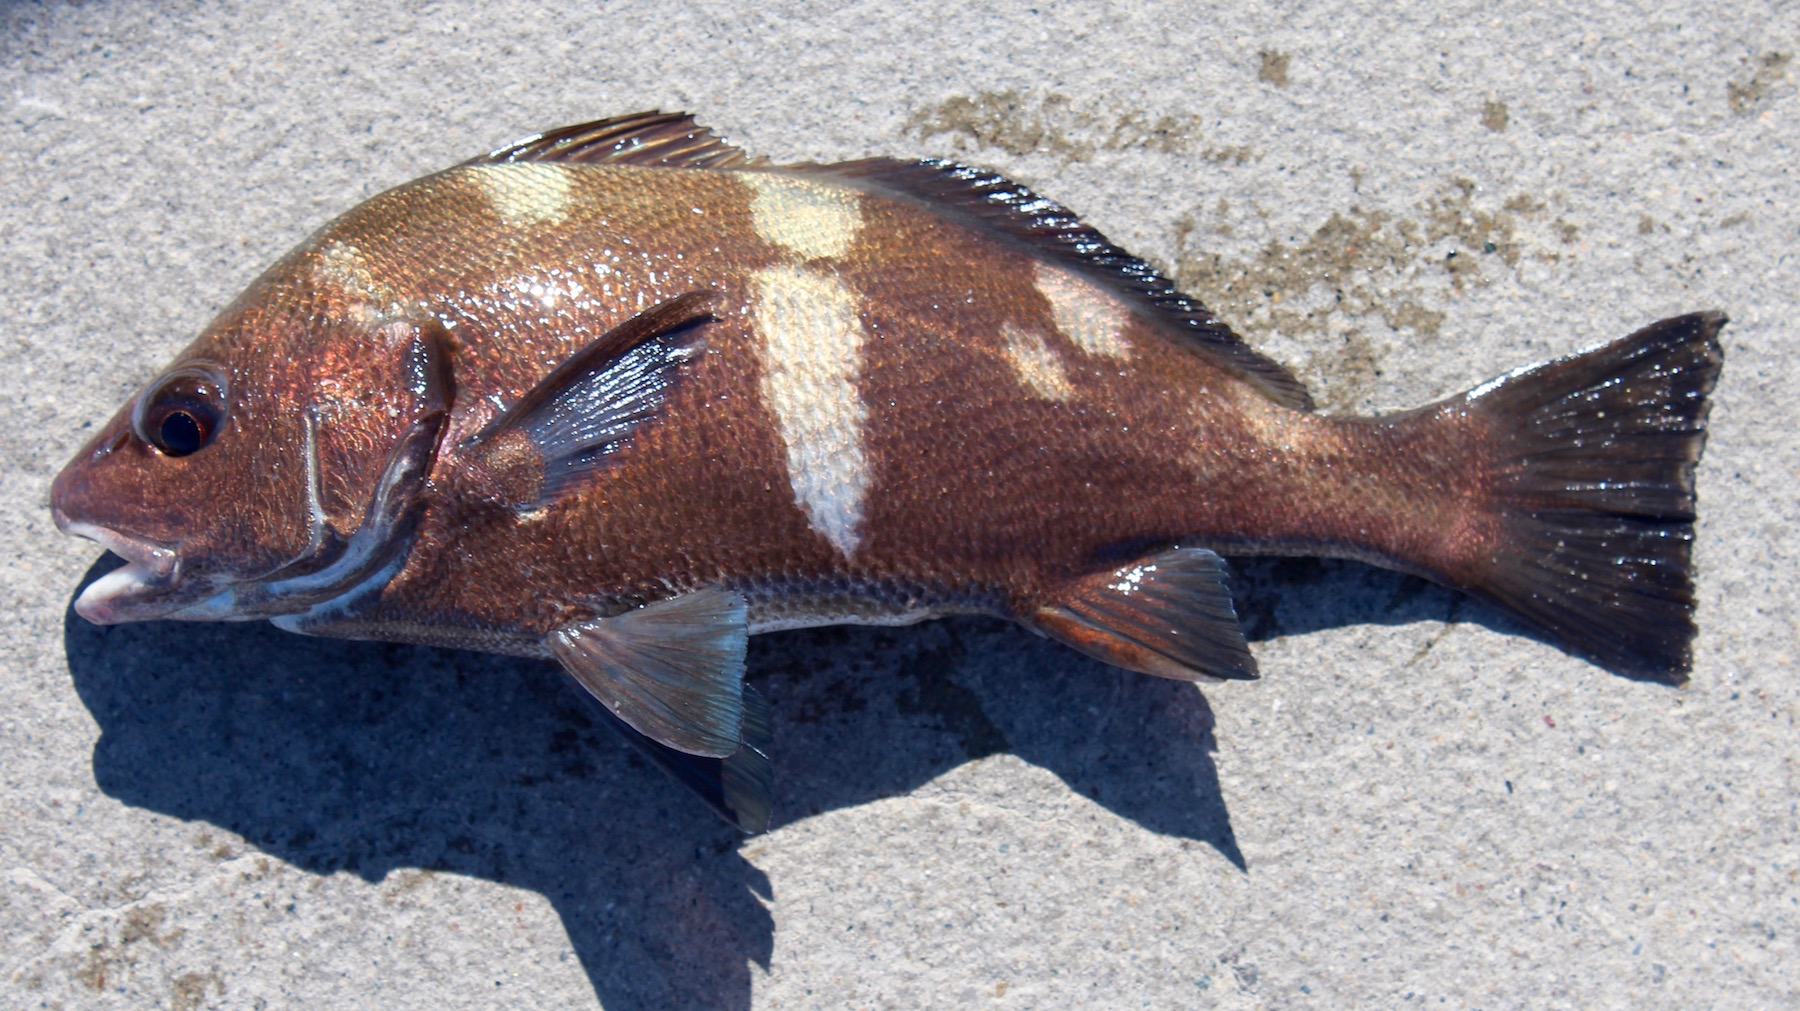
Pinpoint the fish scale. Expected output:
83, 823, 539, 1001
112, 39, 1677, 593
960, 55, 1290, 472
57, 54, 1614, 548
51, 112, 1724, 832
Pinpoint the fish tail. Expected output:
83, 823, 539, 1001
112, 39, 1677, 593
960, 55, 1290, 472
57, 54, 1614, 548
1446, 311, 1725, 682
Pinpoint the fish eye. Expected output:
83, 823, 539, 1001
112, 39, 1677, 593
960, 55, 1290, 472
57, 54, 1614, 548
131, 364, 229, 458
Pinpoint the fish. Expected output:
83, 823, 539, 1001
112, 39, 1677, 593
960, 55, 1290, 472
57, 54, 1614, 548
50, 112, 1725, 833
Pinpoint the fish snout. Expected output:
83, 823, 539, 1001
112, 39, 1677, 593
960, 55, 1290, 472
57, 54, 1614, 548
51, 429, 199, 623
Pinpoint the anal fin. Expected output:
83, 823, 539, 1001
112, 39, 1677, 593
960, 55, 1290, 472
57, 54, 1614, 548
550, 587, 749, 757
1034, 547, 1258, 683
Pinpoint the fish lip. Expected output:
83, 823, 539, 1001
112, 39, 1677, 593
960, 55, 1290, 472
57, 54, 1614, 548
56, 510, 183, 625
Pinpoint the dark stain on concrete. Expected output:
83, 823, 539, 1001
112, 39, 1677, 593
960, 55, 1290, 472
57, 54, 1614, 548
1258, 50, 1290, 88
119, 904, 182, 949
171, 970, 225, 1011
1311, 330, 1385, 410
757, 626, 869, 725
793, 676, 869, 725
1727, 51, 1792, 114
1172, 178, 1553, 410
1482, 99, 1509, 132
1503, 193, 1546, 215
64, 902, 186, 996
904, 90, 1210, 162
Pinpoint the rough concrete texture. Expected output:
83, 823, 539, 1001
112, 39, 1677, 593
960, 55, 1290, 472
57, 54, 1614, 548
3, 1, 1796, 1007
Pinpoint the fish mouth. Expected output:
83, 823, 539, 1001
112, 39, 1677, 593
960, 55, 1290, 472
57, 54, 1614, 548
55, 509, 185, 625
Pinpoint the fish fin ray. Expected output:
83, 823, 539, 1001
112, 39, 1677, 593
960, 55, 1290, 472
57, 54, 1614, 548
550, 588, 749, 758
1034, 547, 1258, 682
779, 157, 1314, 410
587, 683, 773, 834
722, 684, 775, 832
468, 111, 763, 169
465, 291, 717, 504
1456, 311, 1726, 682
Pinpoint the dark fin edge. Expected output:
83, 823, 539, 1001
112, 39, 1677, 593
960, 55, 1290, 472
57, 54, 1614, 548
590, 684, 774, 835
467, 111, 763, 170
463, 291, 718, 505
782, 157, 1315, 411
1461, 311, 1726, 683
466, 291, 718, 445
1035, 547, 1259, 682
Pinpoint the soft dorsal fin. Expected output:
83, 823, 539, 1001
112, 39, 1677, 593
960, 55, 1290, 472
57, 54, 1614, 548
462, 291, 717, 506
468, 111, 762, 170
550, 587, 751, 758
780, 157, 1314, 410
1034, 547, 1259, 682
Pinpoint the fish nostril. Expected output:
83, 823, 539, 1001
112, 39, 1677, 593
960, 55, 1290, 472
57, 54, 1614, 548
95, 426, 131, 459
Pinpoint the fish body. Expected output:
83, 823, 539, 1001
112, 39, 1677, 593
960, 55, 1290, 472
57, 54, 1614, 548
51, 114, 1725, 831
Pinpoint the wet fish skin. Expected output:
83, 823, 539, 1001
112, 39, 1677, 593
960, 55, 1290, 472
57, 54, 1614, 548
50, 113, 1724, 832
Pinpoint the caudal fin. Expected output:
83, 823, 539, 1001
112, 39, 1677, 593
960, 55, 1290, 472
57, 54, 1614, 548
1460, 312, 1725, 682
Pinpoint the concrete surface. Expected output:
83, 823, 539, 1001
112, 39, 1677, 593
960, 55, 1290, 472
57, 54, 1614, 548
3, 1, 1796, 1007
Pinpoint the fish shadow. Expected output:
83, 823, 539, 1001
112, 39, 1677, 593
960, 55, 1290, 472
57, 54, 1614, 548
1231, 556, 1472, 645
65, 560, 769, 1009
64, 553, 1478, 1008
1226, 555, 1665, 680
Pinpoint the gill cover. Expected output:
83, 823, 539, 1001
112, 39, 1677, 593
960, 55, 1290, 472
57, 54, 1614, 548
210, 318, 454, 622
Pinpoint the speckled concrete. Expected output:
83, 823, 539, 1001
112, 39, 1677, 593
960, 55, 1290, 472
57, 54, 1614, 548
3, 2, 1796, 1007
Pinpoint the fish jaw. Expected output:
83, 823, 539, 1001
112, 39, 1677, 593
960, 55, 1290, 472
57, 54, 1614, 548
56, 512, 188, 624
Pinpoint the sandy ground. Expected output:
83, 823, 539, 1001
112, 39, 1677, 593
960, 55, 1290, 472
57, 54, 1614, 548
2, 1, 1796, 1007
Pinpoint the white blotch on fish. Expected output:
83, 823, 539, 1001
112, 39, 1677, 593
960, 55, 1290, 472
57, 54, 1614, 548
743, 173, 864, 261
1035, 262, 1131, 360
467, 163, 574, 226
752, 264, 870, 558
1000, 322, 1076, 401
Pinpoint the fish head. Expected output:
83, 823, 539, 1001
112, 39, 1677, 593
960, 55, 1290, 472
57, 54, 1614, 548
52, 234, 453, 626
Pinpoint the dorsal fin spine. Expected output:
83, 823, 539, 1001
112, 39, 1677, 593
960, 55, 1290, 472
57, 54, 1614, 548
467, 111, 759, 170
794, 156, 1311, 408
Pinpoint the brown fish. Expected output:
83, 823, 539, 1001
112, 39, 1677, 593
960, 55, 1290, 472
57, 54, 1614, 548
50, 113, 1725, 832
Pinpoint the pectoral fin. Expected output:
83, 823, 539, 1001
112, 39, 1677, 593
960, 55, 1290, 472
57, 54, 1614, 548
1034, 547, 1258, 683
463, 290, 718, 505
550, 587, 749, 758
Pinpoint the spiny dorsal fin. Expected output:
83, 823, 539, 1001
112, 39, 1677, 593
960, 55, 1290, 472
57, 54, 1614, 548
780, 157, 1314, 411
469, 111, 763, 170
1034, 547, 1259, 683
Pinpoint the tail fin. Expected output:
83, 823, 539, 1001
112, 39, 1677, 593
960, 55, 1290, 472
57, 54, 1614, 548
1460, 312, 1725, 682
